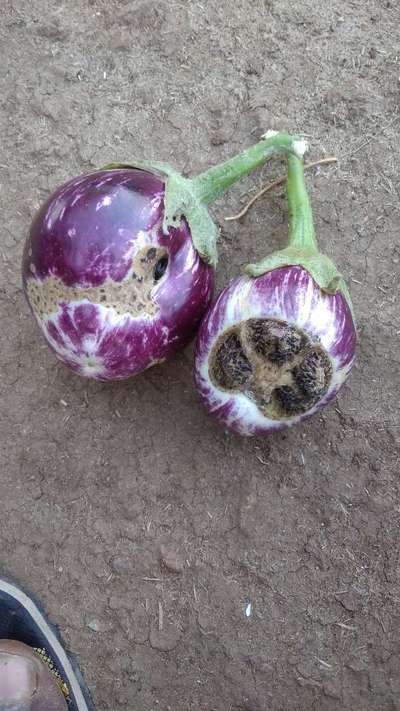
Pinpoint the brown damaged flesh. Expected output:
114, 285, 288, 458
26, 247, 168, 320
209, 318, 333, 420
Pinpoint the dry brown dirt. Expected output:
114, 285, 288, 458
1, 1, 400, 709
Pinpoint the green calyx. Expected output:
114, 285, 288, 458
245, 153, 354, 318
102, 132, 306, 268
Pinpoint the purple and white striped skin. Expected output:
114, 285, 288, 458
22, 133, 306, 381
22, 168, 214, 380
194, 152, 357, 436
194, 266, 356, 436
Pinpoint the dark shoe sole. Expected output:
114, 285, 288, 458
0, 576, 95, 711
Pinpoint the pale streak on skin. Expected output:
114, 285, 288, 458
41, 301, 163, 379
43, 303, 120, 378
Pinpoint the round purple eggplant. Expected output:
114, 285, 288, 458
23, 133, 304, 380
23, 168, 213, 380
194, 152, 357, 435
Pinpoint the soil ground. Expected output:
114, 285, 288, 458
1, 1, 400, 709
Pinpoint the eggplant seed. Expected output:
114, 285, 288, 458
273, 385, 311, 415
295, 347, 333, 397
247, 318, 304, 363
210, 330, 253, 391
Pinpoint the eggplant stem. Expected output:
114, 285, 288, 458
190, 132, 306, 206
286, 153, 319, 251
225, 157, 337, 222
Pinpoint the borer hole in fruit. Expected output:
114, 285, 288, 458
154, 255, 169, 281
209, 317, 333, 420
